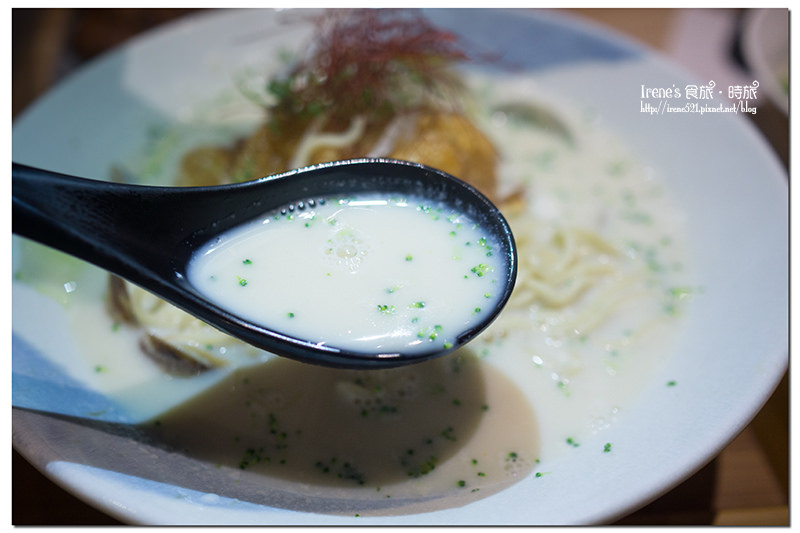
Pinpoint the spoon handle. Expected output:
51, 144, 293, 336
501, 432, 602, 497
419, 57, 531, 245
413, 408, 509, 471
12, 163, 186, 290
12, 163, 296, 360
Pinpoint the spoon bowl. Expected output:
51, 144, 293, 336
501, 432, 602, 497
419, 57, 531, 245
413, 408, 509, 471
12, 158, 517, 368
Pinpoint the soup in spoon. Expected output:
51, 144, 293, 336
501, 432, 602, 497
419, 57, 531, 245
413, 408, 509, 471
188, 193, 509, 357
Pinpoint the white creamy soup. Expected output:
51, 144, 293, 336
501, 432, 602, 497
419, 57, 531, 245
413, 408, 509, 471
147, 349, 539, 513
187, 195, 507, 355
12, 70, 693, 516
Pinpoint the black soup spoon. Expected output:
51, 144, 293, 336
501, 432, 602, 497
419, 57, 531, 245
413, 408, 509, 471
12, 158, 517, 369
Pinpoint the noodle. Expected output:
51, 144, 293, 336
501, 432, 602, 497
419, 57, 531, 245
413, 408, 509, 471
289, 115, 367, 168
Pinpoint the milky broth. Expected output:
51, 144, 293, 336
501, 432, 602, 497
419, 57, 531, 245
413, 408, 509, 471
146, 349, 539, 514
13, 71, 693, 516
187, 195, 507, 355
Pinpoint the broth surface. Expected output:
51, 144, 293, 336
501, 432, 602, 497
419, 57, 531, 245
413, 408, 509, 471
12, 70, 693, 516
188, 195, 507, 355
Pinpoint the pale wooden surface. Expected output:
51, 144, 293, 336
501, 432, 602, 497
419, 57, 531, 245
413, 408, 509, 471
12, 8, 789, 525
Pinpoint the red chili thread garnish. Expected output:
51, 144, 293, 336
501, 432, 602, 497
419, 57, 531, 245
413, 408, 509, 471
267, 9, 470, 130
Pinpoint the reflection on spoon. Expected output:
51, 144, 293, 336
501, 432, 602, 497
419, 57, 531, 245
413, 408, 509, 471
12, 159, 517, 369
143, 349, 539, 515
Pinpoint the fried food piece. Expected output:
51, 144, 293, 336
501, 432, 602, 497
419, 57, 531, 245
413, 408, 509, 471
389, 111, 498, 201
177, 145, 234, 186
229, 121, 304, 182
177, 111, 500, 203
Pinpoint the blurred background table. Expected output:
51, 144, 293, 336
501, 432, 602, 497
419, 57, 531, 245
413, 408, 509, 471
11, 8, 789, 526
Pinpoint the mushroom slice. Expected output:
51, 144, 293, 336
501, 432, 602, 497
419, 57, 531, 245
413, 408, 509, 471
138, 334, 213, 376
106, 275, 138, 325
106, 275, 241, 375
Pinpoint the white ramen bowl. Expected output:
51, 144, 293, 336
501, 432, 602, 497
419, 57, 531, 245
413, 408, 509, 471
12, 8, 788, 525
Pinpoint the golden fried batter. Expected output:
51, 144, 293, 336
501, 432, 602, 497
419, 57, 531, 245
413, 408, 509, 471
389, 112, 498, 201
177, 145, 234, 186
176, 111, 499, 201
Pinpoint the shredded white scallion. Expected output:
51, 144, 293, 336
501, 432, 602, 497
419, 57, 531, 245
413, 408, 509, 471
289, 115, 367, 168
